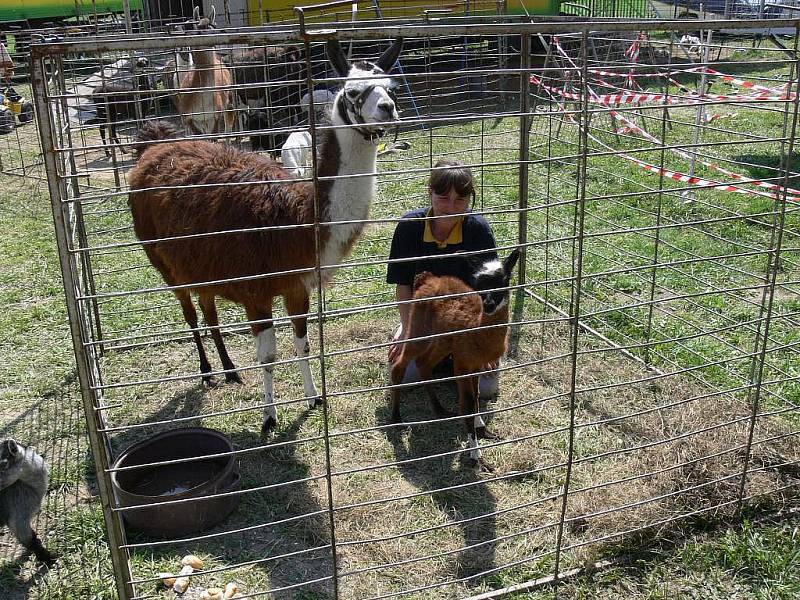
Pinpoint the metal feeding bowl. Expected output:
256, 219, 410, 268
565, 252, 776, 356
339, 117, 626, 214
111, 427, 240, 537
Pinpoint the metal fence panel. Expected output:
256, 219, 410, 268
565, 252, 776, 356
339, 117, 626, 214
31, 16, 800, 599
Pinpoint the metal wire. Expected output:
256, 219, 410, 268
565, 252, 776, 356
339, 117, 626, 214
22, 16, 800, 600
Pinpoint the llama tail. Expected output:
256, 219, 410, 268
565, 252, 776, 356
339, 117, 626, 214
133, 120, 178, 160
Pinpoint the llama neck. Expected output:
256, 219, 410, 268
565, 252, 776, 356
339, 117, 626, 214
314, 111, 379, 267
191, 47, 217, 70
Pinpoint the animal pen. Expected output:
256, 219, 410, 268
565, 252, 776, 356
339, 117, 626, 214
19, 13, 800, 600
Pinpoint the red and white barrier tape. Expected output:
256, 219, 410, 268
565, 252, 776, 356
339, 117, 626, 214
607, 105, 800, 198
620, 150, 800, 203
531, 75, 793, 105
585, 123, 799, 203
697, 66, 790, 95
586, 66, 790, 100
543, 37, 800, 203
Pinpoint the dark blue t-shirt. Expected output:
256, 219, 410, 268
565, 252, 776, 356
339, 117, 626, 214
386, 208, 498, 287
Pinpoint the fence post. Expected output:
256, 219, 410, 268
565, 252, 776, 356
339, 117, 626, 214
296, 16, 341, 598
30, 45, 135, 600
736, 32, 800, 509
518, 34, 531, 289
552, 28, 591, 580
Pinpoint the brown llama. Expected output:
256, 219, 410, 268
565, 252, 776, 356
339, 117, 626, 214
128, 38, 403, 435
389, 250, 520, 472
173, 6, 235, 135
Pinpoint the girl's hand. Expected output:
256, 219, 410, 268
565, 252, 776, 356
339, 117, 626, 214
388, 324, 404, 363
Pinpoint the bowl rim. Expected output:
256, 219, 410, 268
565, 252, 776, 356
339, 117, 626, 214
110, 427, 237, 500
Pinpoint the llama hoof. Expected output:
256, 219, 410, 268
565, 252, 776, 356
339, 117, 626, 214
476, 427, 501, 441
261, 417, 277, 437
225, 371, 243, 384
38, 550, 57, 567
389, 414, 411, 433
309, 396, 323, 409
432, 404, 455, 418
202, 375, 218, 389
469, 457, 495, 473
390, 414, 408, 429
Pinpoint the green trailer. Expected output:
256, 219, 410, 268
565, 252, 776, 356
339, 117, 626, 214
0, 0, 143, 25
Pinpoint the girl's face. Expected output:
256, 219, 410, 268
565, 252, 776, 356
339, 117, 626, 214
430, 187, 470, 217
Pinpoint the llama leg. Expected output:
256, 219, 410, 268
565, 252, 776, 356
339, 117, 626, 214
8, 516, 55, 566
98, 124, 111, 157
175, 289, 215, 387
471, 375, 499, 440
417, 360, 454, 418
28, 530, 56, 566
186, 118, 204, 136
389, 357, 410, 424
293, 334, 320, 407
389, 337, 434, 424
198, 293, 241, 384
110, 122, 128, 154
254, 323, 278, 434
286, 294, 320, 408
457, 373, 494, 473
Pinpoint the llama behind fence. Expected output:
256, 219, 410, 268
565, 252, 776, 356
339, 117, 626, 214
232, 44, 303, 111
128, 38, 403, 434
173, 6, 236, 135
390, 250, 520, 471
87, 56, 153, 156
237, 45, 304, 153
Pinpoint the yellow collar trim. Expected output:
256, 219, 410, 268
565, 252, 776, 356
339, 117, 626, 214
423, 209, 463, 248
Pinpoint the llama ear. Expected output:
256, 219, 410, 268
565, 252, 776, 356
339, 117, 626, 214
208, 4, 216, 24
326, 39, 350, 79
464, 254, 482, 272
3, 440, 19, 457
193, 5, 200, 21
503, 248, 520, 276
375, 37, 403, 73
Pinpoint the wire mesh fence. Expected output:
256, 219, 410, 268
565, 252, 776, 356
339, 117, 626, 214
19, 13, 800, 600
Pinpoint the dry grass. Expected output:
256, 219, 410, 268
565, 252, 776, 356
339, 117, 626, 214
89, 297, 800, 599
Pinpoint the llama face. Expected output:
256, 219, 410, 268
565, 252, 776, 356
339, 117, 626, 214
472, 249, 520, 315
340, 63, 399, 136
175, 6, 216, 63
187, 5, 216, 30
327, 38, 403, 140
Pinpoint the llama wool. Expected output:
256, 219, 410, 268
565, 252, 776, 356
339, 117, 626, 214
127, 38, 404, 435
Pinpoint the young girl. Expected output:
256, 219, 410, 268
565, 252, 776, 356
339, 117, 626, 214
386, 158, 500, 395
